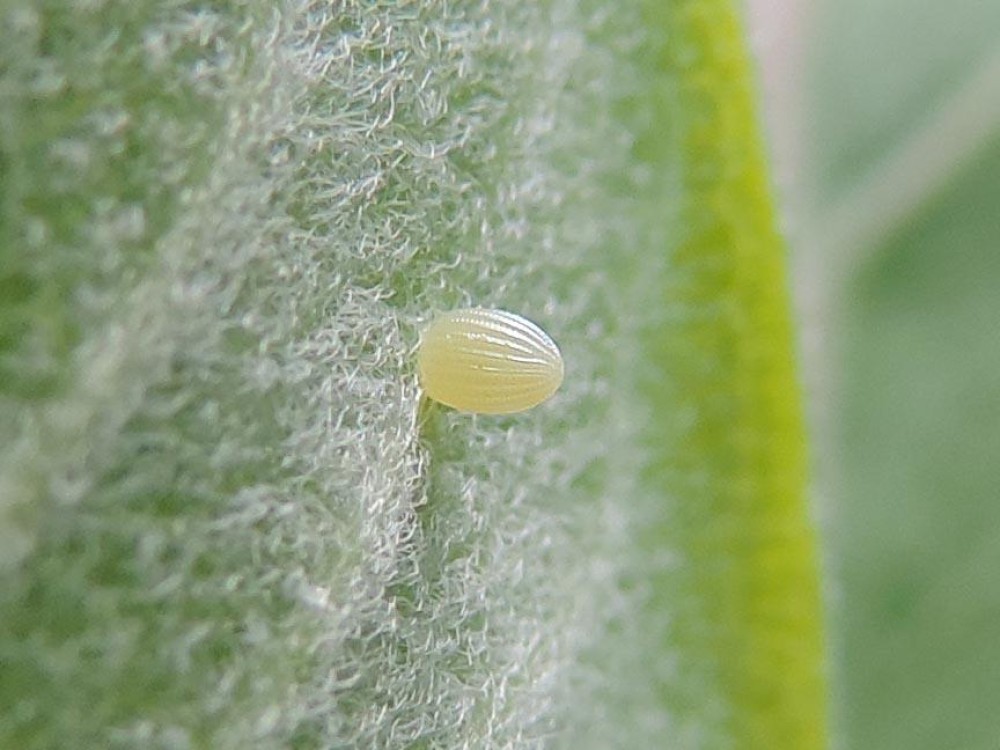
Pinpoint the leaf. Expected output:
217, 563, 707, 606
0, 1, 824, 748
806, 3, 1000, 749
624, 4, 825, 746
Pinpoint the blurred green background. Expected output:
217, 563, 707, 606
752, 0, 1000, 747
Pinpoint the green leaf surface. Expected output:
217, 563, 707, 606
806, 3, 1000, 749
1, 1, 824, 748
837, 139, 1000, 750
810, 0, 1000, 201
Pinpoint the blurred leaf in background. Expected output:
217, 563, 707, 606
802, 0, 1000, 748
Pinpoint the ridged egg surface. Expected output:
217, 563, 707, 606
417, 308, 564, 415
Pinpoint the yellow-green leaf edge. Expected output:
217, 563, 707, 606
631, 1, 827, 746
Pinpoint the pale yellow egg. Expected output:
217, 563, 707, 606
417, 308, 564, 415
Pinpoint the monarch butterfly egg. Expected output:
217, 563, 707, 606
417, 308, 564, 415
